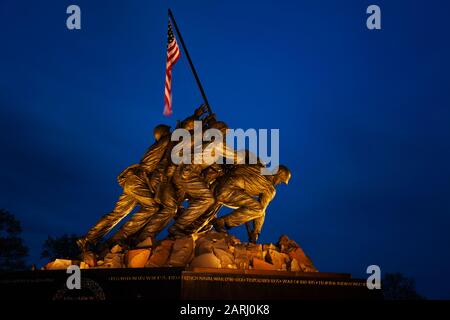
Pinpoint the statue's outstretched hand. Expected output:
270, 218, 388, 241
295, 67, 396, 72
194, 104, 208, 117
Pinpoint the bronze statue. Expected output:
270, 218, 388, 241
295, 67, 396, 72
168, 120, 242, 237
134, 164, 181, 242
134, 105, 214, 240
77, 105, 291, 257
76, 124, 171, 253
212, 164, 291, 243
77, 106, 205, 248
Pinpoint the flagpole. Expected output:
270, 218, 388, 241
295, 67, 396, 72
168, 8, 213, 115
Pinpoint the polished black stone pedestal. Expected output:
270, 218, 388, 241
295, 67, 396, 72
182, 268, 381, 300
0, 267, 382, 300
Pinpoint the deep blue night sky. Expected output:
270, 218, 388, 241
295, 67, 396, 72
1, 0, 450, 298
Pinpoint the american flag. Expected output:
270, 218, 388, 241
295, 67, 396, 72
163, 20, 181, 116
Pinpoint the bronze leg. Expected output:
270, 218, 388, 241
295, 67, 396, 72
83, 173, 154, 245
138, 182, 179, 240
169, 173, 214, 236
85, 192, 137, 244
123, 174, 155, 208
109, 204, 160, 244
216, 187, 263, 229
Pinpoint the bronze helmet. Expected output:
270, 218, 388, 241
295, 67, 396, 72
153, 124, 171, 141
275, 165, 291, 185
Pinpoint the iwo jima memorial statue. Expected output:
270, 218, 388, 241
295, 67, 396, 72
2, 10, 379, 300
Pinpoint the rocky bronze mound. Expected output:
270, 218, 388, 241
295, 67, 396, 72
44, 232, 317, 272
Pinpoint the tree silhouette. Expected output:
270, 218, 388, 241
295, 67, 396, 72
383, 272, 425, 300
41, 234, 81, 261
0, 209, 29, 272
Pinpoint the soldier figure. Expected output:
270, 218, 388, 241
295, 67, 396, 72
76, 103, 292, 259
76, 124, 172, 253
77, 105, 212, 254
212, 164, 291, 243
132, 106, 213, 241
168, 121, 243, 237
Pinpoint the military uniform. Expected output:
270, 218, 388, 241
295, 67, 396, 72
182, 164, 226, 234
168, 139, 241, 237
214, 165, 276, 238
127, 107, 209, 240
136, 164, 181, 241
81, 134, 171, 246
